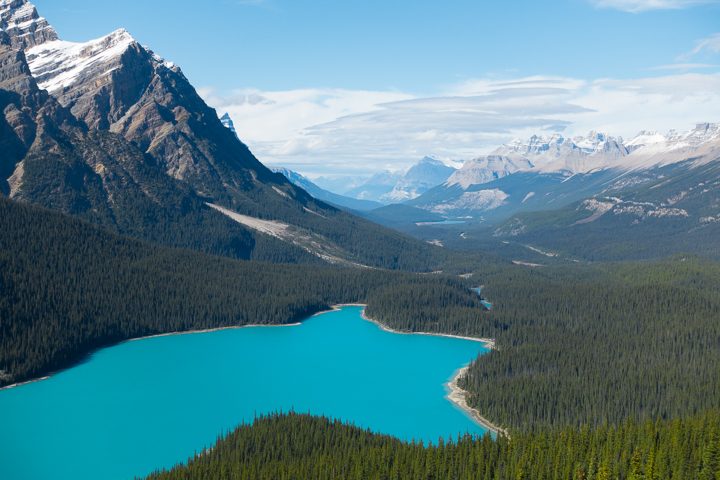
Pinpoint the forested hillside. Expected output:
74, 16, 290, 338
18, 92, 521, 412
464, 260, 720, 430
0, 198, 486, 388
4, 196, 720, 480
3, 196, 720, 435
147, 412, 720, 480
348, 255, 720, 432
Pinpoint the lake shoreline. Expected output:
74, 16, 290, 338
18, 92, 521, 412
2, 301, 501, 443
350, 305, 506, 437
446, 366, 510, 438
0, 305, 372, 391
357, 306, 496, 350
0, 322, 303, 392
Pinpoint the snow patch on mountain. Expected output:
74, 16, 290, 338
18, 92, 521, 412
220, 112, 237, 136
380, 156, 456, 202
0, 0, 57, 49
25, 28, 135, 93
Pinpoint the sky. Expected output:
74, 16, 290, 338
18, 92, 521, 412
34, 0, 720, 177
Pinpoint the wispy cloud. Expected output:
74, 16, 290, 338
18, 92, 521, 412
591, 0, 720, 12
679, 33, 720, 60
201, 73, 720, 177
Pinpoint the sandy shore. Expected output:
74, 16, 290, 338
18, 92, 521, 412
0, 376, 52, 391
446, 366, 510, 438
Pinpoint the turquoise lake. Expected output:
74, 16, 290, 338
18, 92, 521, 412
0, 306, 489, 480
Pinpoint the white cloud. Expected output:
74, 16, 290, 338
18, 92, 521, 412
201, 73, 720, 177
680, 33, 720, 60
591, 0, 720, 12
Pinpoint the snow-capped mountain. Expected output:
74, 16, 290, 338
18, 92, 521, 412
411, 124, 720, 219
344, 171, 403, 202
0, 0, 439, 270
0, 0, 56, 49
26, 28, 137, 95
344, 157, 456, 203
220, 112, 237, 136
494, 131, 629, 174
492, 143, 720, 261
381, 157, 456, 202
621, 123, 720, 169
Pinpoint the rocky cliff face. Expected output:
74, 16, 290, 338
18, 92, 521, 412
0, 0, 57, 49
0, 41, 78, 195
24, 26, 278, 199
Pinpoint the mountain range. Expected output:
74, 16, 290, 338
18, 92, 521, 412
409, 125, 720, 223
343, 156, 456, 203
0, 0, 442, 271
271, 167, 382, 212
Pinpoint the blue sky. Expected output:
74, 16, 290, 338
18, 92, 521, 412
34, 0, 719, 91
33, 0, 720, 176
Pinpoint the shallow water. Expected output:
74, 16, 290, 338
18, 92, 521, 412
0, 306, 489, 480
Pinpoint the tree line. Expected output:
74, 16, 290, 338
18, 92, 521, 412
146, 411, 720, 480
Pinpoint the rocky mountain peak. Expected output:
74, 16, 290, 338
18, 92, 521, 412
446, 155, 533, 189
26, 28, 137, 95
220, 112, 238, 136
0, 0, 57, 50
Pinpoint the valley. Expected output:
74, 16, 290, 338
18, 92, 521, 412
1, 0, 720, 479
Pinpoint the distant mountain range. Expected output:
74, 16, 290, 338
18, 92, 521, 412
271, 168, 382, 212
344, 157, 456, 204
388, 124, 720, 261
0, 0, 442, 271
409, 125, 720, 222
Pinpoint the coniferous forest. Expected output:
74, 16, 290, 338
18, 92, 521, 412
0, 197, 484, 387
147, 412, 720, 480
3, 196, 720, 479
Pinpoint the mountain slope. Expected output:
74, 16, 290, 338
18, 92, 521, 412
493, 157, 720, 260
273, 167, 382, 211
0, 35, 318, 263
0, 0, 444, 271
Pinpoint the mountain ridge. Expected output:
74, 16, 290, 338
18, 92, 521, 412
410, 123, 720, 220
0, 0, 444, 271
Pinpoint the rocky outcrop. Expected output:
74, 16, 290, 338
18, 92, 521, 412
0, 0, 57, 49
